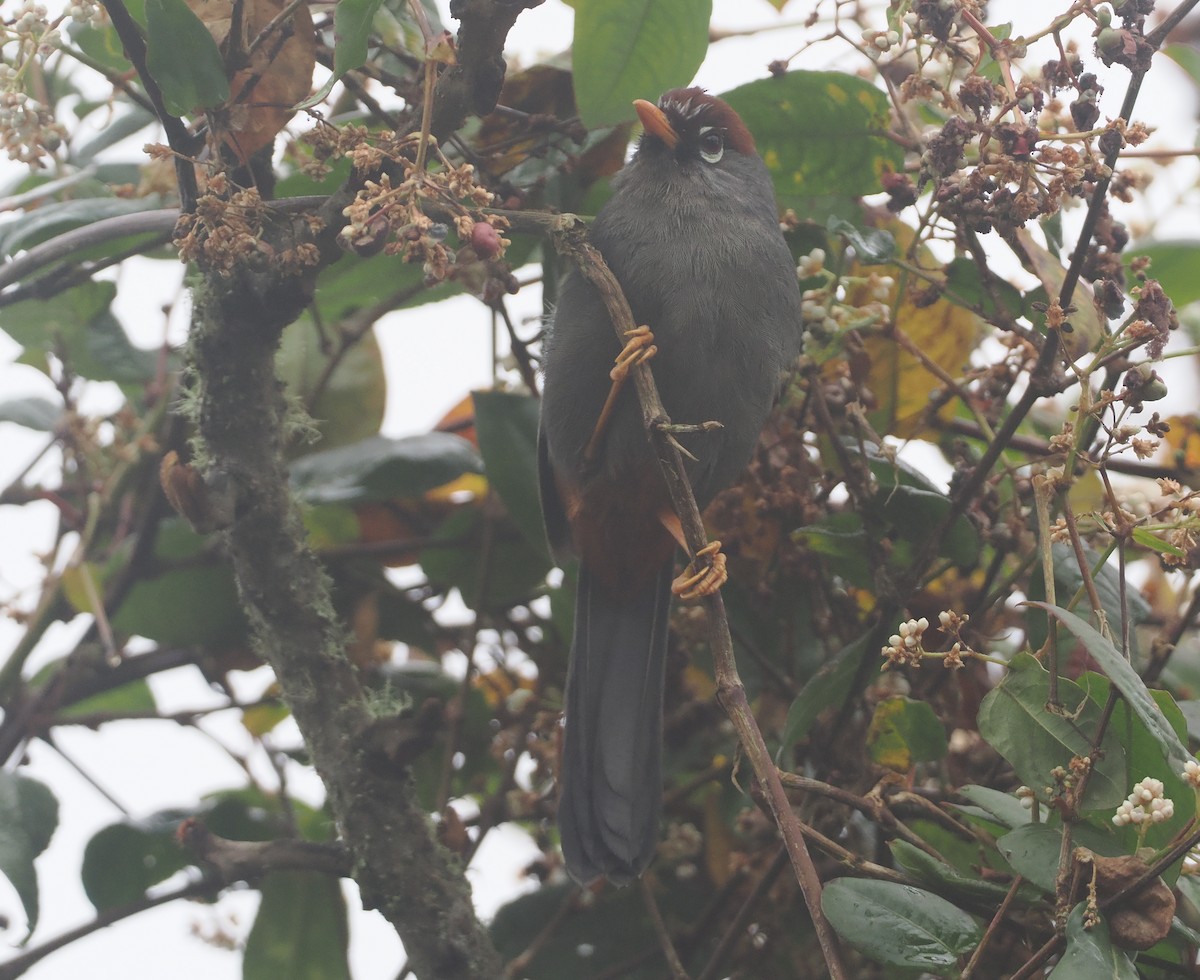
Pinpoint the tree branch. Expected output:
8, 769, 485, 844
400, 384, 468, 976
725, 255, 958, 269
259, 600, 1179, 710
430, 0, 546, 139
186, 207, 502, 978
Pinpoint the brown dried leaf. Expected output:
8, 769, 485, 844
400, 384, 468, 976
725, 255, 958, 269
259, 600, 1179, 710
1079, 850, 1176, 951
187, 0, 316, 159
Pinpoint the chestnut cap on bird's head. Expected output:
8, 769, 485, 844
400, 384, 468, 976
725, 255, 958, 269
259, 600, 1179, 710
632, 87, 756, 164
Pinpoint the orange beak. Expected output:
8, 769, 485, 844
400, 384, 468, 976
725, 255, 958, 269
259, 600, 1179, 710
633, 99, 679, 150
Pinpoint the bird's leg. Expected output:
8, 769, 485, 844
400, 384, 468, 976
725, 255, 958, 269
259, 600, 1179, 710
658, 509, 727, 600
583, 327, 657, 464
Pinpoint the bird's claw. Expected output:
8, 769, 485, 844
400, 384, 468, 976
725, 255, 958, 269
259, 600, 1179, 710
610, 326, 657, 382
672, 540, 727, 600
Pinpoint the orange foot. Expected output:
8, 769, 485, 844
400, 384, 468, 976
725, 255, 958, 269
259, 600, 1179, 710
585, 327, 657, 464
610, 326, 657, 382
672, 540, 727, 600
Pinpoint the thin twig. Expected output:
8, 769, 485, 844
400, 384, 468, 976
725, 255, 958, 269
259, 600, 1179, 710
98, 0, 199, 211
641, 877, 690, 980
0, 876, 221, 980
695, 847, 790, 980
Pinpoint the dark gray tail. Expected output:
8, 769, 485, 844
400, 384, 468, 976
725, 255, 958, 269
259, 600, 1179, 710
558, 562, 673, 885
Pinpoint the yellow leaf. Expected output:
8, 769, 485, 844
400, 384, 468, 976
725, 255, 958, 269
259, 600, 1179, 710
866, 697, 914, 773
243, 682, 289, 736
848, 218, 983, 439
1163, 415, 1200, 470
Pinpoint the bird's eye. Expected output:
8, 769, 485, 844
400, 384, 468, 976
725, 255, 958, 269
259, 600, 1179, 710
698, 127, 724, 163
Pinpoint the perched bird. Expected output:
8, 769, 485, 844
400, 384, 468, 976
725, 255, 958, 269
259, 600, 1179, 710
539, 88, 803, 884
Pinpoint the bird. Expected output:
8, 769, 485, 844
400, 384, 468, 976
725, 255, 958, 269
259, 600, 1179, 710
538, 87, 803, 885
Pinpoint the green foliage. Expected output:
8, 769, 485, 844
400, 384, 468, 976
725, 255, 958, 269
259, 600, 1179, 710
143, 0, 230, 115
723, 71, 906, 204
572, 0, 712, 127
470, 390, 548, 558
5, 2, 1200, 977
820, 878, 982, 969
0, 772, 58, 938
978, 652, 1126, 811
1051, 903, 1139, 979
289, 433, 481, 505
243, 872, 350, 980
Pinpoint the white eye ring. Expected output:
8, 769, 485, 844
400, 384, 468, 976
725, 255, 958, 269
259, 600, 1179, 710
698, 125, 724, 164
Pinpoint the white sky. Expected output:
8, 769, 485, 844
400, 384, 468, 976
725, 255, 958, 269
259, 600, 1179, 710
1, 1, 1198, 977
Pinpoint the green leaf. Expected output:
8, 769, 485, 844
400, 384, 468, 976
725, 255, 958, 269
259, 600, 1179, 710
491, 876, 711, 977
723, 71, 905, 204
1078, 673, 1195, 851
1017, 228, 1104, 357
471, 390, 548, 559
977, 651, 1126, 811
778, 633, 870, 758
333, 0, 386, 78
572, 0, 712, 127
82, 810, 191, 911
876, 483, 980, 566
66, 18, 136, 74
1165, 43, 1200, 89
828, 215, 895, 264
278, 316, 386, 454
313, 251, 451, 323
301, 504, 360, 550
290, 433, 482, 505
821, 878, 981, 969
0, 196, 165, 259
1048, 903, 1139, 979
1132, 526, 1186, 558
888, 839, 1013, 904
297, 0, 386, 108
244, 872, 350, 980
791, 517, 871, 587
943, 256, 1025, 320
58, 678, 157, 720
106, 520, 248, 647
1127, 241, 1200, 309
1027, 542, 1151, 660
1029, 602, 1192, 775
71, 106, 158, 165
995, 822, 1063, 893
0, 280, 160, 384
83, 791, 333, 913
420, 506, 552, 612
866, 696, 948, 771
850, 444, 981, 567
0, 396, 60, 431
953, 785, 1030, 830
0, 772, 58, 938
144, 0, 230, 115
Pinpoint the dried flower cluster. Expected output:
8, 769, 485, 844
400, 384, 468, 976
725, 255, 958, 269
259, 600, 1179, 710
173, 177, 322, 277
300, 125, 515, 300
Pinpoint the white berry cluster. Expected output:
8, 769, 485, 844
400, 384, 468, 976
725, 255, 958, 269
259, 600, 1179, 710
796, 246, 895, 351
2, 0, 71, 165
67, 1, 106, 27
1182, 759, 1200, 789
0, 88, 65, 165
1112, 777, 1174, 827
881, 617, 929, 668
861, 27, 902, 60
